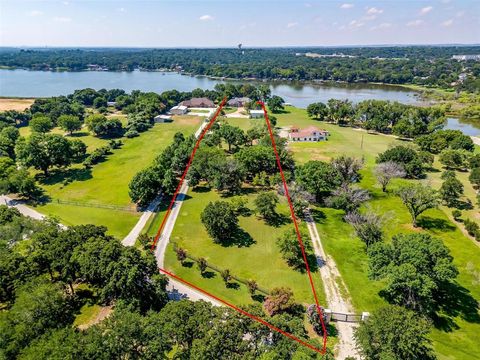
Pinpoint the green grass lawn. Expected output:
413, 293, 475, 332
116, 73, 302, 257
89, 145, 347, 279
274, 107, 480, 360
33, 116, 202, 238
163, 187, 326, 307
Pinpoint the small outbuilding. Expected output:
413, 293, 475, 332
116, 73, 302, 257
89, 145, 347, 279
249, 109, 264, 118
154, 115, 173, 123
179, 97, 215, 108
227, 97, 251, 107
170, 105, 188, 115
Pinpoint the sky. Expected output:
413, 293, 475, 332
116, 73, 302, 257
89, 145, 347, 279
1, 0, 479, 47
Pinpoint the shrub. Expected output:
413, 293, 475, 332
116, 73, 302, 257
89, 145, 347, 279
125, 129, 139, 138
452, 209, 462, 221
463, 219, 480, 240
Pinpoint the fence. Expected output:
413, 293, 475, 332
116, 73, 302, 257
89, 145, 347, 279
331, 312, 363, 323
54, 199, 138, 213
172, 241, 271, 296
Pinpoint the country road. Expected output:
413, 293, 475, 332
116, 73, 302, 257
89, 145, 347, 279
304, 209, 359, 359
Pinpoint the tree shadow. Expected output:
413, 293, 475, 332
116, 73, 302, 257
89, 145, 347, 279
192, 186, 211, 193
69, 131, 91, 139
310, 208, 326, 224
416, 216, 456, 232
226, 282, 240, 290
220, 227, 255, 247
454, 200, 473, 211
201, 270, 216, 279
265, 212, 291, 227
252, 294, 265, 303
326, 323, 338, 337
38, 167, 93, 186
182, 261, 194, 268
432, 281, 480, 332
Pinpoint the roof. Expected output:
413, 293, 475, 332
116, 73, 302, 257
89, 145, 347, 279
155, 115, 172, 119
289, 126, 328, 138
227, 97, 251, 105
179, 97, 215, 107
171, 105, 188, 111
250, 110, 264, 114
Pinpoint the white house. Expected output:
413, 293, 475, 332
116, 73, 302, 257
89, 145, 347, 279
288, 126, 329, 142
154, 115, 173, 123
250, 110, 264, 118
170, 105, 188, 115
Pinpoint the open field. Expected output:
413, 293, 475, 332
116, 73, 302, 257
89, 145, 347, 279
34, 116, 202, 238
273, 107, 480, 360
162, 187, 326, 307
0, 97, 35, 111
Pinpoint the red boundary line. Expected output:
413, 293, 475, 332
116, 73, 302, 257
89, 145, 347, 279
152, 97, 327, 354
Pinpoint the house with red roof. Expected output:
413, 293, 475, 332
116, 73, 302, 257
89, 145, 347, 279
288, 126, 329, 142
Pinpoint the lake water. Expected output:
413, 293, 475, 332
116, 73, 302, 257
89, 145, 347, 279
0, 69, 421, 108
1, 69, 476, 134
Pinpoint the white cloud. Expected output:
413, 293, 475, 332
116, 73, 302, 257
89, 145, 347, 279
366, 7, 383, 15
371, 22, 392, 31
53, 16, 72, 23
349, 20, 365, 28
305, 3, 312, 8
456, 11, 465, 18
199, 14, 214, 21
340, 3, 354, 9
442, 19, 453, 27
118, 7, 126, 13
287, 22, 298, 28
28, 10, 44, 17
419, 6, 433, 15
406, 19, 424, 27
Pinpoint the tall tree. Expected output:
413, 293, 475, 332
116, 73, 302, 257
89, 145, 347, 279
374, 161, 406, 192
58, 114, 82, 135
354, 305, 436, 360
396, 183, 439, 227
201, 201, 238, 244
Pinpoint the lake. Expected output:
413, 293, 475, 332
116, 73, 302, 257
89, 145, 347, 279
1, 69, 475, 134
0, 69, 421, 108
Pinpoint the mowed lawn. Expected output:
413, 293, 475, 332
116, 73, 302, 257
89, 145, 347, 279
163, 187, 326, 307
35, 116, 202, 238
274, 107, 480, 360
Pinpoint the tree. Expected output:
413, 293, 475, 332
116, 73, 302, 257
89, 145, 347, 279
197, 257, 208, 275
247, 279, 258, 295
374, 161, 406, 192
331, 155, 363, 184
276, 228, 314, 270
15, 133, 76, 175
0, 281, 73, 359
128, 166, 164, 206
345, 210, 384, 247
254, 192, 279, 222
175, 247, 187, 265
86, 114, 123, 138
58, 114, 82, 135
0, 126, 20, 159
376, 146, 424, 178
235, 145, 278, 177
325, 184, 370, 213
29, 115, 53, 133
201, 201, 238, 243
469, 167, 480, 188
354, 305, 436, 360
267, 95, 284, 113
440, 177, 464, 207
264, 287, 295, 316
306, 102, 328, 120
368, 233, 458, 312
218, 124, 246, 152
220, 269, 232, 286
295, 160, 341, 202
93, 96, 107, 109
397, 183, 439, 227
439, 149, 468, 170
